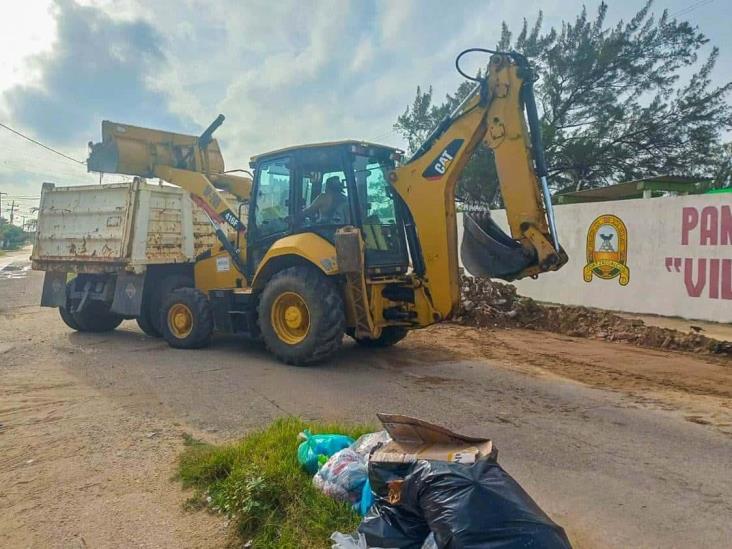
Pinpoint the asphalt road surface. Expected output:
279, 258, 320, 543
1, 249, 730, 548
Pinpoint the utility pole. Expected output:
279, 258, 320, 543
0, 191, 6, 223
9, 200, 16, 225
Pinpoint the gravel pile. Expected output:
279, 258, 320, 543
456, 276, 732, 356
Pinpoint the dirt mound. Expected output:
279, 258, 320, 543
456, 276, 732, 356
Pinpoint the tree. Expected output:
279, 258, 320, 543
706, 142, 732, 190
0, 224, 27, 250
394, 1, 732, 203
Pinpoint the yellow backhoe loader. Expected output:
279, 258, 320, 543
78, 49, 566, 365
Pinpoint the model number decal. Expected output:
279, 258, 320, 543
422, 139, 464, 180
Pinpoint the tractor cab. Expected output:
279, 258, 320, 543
247, 141, 409, 277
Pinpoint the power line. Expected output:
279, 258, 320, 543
0, 122, 86, 165
671, 0, 714, 18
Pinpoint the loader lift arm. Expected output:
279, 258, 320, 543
87, 116, 251, 273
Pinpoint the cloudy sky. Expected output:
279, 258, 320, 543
0, 0, 729, 221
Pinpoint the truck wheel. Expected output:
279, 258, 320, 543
136, 305, 160, 337
355, 327, 409, 348
145, 274, 194, 336
160, 288, 213, 349
73, 301, 124, 332
257, 266, 345, 366
58, 281, 81, 330
59, 305, 81, 331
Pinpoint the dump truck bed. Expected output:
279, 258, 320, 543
31, 180, 220, 274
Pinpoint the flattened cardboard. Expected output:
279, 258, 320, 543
371, 413, 493, 465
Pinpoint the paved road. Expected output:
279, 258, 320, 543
2, 263, 731, 548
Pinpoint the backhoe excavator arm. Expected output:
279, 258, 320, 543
391, 51, 567, 320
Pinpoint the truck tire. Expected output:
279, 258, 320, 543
257, 266, 345, 366
355, 326, 409, 348
160, 288, 213, 349
58, 281, 81, 330
139, 273, 194, 337
136, 305, 160, 337
59, 305, 81, 331
73, 301, 124, 332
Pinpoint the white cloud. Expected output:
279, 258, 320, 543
2, 0, 729, 204
0, 0, 56, 104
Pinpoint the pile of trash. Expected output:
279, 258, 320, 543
298, 415, 572, 549
457, 275, 732, 356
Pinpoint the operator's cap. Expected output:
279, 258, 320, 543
325, 175, 344, 191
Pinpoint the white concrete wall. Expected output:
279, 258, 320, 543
458, 193, 732, 323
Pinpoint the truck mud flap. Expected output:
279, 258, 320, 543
41, 271, 68, 307
461, 211, 535, 280
111, 272, 144, 316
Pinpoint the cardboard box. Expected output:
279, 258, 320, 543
370, 414, 494, 465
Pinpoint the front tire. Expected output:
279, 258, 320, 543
144, 274, 194, 336
160, 288, 213, 349
355, 326, 409, 348
257, 266, 345, 366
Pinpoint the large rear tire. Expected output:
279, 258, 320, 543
59, 305, 81, 331
355, 326, 408, 348
160, 288, 213, 349
257, 266, 345, 366
136, 305, 160, 337
73, 301, 124, 332
58, 281, 81, 330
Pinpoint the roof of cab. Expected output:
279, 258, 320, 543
249, 140, 402, 163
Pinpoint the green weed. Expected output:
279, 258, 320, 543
177, 417, 374, 548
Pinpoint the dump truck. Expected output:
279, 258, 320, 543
32, 178, 244, 335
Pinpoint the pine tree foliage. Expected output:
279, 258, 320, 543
393, 1, 732, 203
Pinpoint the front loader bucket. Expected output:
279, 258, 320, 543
461, 211, 536, 281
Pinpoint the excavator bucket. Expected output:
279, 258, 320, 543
461, 211, 536, 281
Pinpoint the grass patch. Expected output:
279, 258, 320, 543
178, 417, 374, 548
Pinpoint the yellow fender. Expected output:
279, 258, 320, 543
251, 233, 339, 290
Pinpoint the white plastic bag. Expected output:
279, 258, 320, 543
314, 448, 368, 503
330, 531, 436, 549
350, 431, 391, 458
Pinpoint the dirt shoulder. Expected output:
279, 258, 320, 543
408, 324, 732, 435
0, 306, 230, 549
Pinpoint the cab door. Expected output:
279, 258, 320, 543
247, 155, 294, 275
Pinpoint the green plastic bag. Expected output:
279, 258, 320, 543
297, 429, 354, 474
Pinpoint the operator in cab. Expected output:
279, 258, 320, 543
299, 175, 349, 224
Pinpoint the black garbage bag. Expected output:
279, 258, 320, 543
402, 459, 572, 549
359, 501, 431, 549
360, 458, 571, 549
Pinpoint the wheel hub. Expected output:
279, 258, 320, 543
168, 303, 193, 338
271, 291, 310, 345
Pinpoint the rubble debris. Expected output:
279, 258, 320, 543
457, 276, 732, 356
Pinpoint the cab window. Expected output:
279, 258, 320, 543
353, 156, 401, 255
253, 157, 291, 237
296, 151, 350, 227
